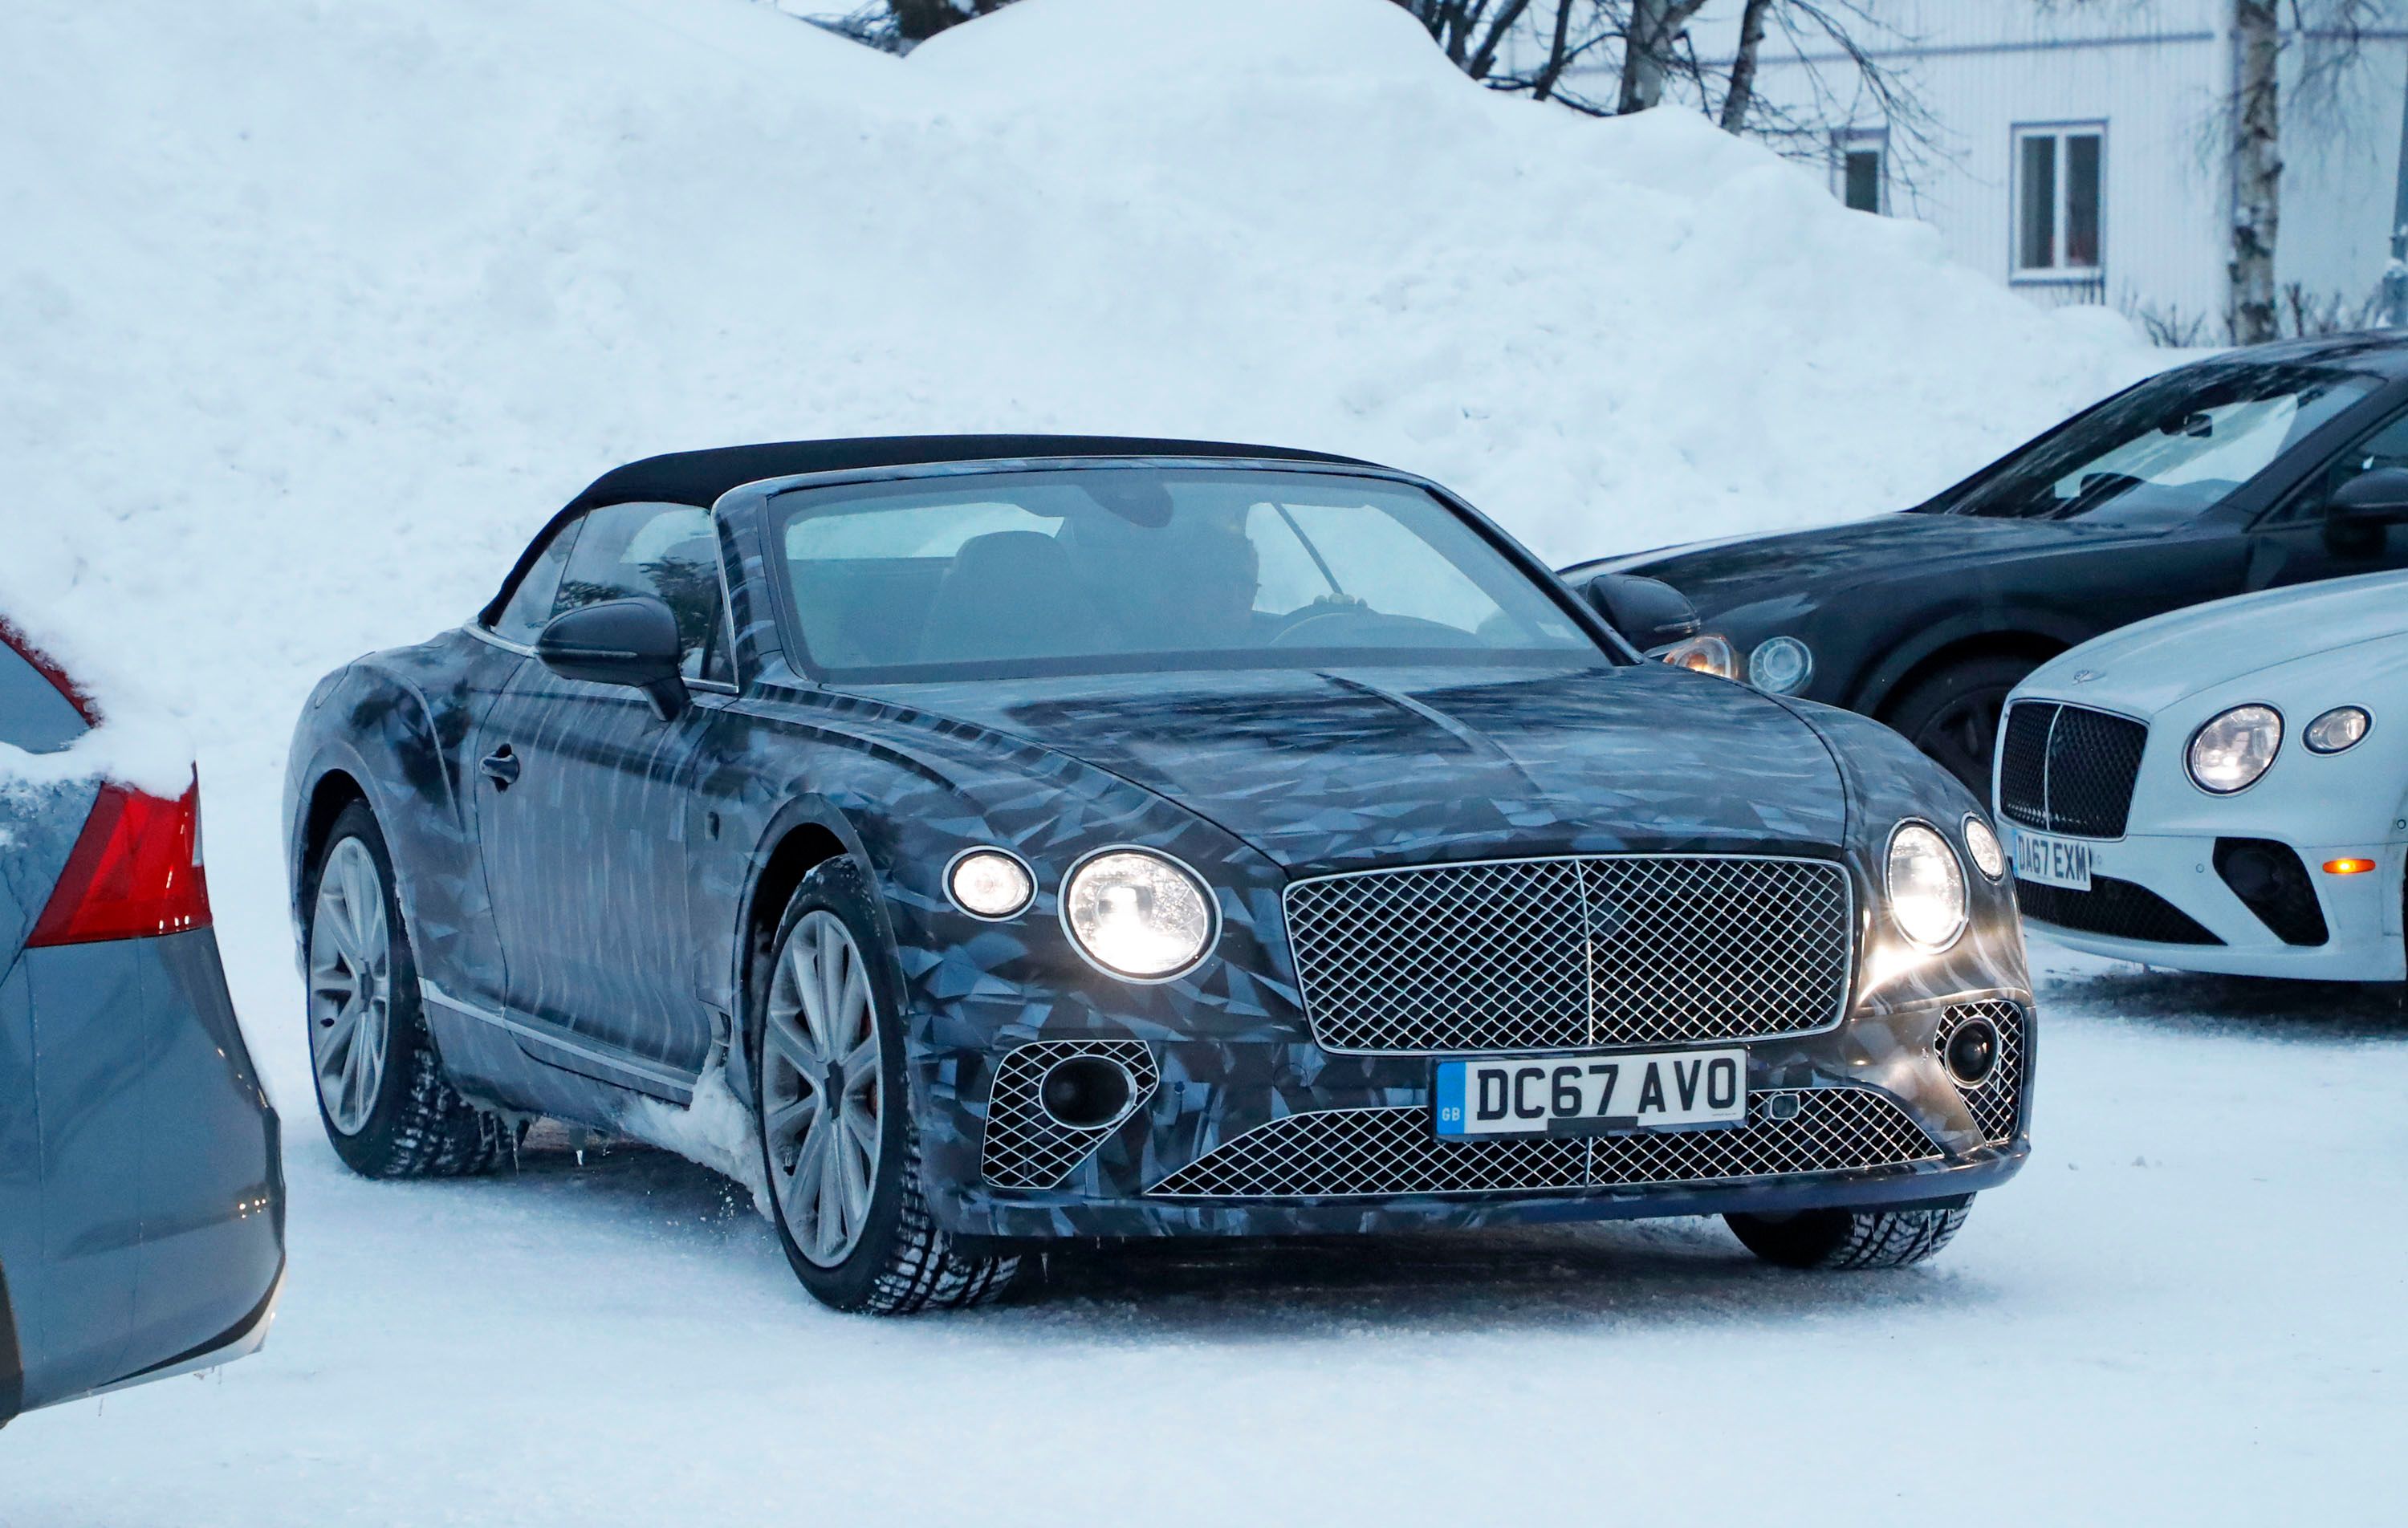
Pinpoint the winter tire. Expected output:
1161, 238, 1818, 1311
753, 858, 1019, 1315
1725, 1201, 1971, 1270
304, 802, 518, 1178
1885, 656, 2039, 800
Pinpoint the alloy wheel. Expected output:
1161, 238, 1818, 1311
309, 836, 393, 1136
761, 909, 885, 1268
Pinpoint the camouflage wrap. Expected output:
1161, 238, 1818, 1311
285, 454, 2033, 1244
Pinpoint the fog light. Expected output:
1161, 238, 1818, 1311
1038, 1055, 1137, 1130
947, 847, 1034, 919
1944, 1018, 1999, 1087
2324, 857, 2377, 876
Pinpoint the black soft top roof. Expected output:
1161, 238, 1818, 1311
563, 434, 1378, 514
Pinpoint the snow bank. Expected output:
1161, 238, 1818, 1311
1, 0, 2160, 761
0, 0, 2160, 1117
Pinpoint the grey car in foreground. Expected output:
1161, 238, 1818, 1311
1, 620, 284, 1427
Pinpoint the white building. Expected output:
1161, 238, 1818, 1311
1556, 2, 2408, 339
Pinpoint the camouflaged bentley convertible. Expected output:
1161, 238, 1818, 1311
283, 436, 2034, 1313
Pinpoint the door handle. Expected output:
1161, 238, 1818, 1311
481, 746, 521, 788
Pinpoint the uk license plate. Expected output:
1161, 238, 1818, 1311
2013, 827, 2093, 891
1434, 1047, 1747, 1138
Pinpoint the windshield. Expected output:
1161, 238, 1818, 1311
1930, 362, 2377, 526
771, 467, 1607, 681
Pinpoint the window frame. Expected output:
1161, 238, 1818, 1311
2257, 395, 2408, 528
475, 500, 740, 692
479, 514, 586, 651
757, 461, 1633, 685
2010, 121, 2107, 283
1832, 127, 1889, 215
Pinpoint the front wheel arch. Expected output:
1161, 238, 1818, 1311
1861, 632, 2069, 721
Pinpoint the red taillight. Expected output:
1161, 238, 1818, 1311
26, 774, 212, 946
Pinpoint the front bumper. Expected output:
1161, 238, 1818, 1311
908, 992, 2034, 1241
2018, 830, 2406, 981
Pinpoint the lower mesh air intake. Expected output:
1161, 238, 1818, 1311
1936, 1001, 2026, 1143
981, 1041, 1159, 1190
1148, 1087, 1940, 1200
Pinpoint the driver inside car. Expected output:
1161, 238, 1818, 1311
1066, 507, 1273, 651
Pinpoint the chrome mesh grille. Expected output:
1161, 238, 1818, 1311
1148, 1088, 1938, 1200
980, 1040, 1158, 1190
1937, 1001, 2026, 1144
1284, 855, 1853, 1055
1996, 701, 2148, 839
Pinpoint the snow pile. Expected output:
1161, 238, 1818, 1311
1, 555, 193, 797
1, 0, 2158, 1101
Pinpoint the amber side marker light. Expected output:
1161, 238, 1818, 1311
2322, 858, 2377, 876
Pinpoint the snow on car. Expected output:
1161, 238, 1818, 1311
0, 616, 285, 1427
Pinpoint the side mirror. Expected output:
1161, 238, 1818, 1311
2329, 467, 2408, 527
1575, 572, 1739, 678
1579, 573, 1702, 651
535, 597, 689, 719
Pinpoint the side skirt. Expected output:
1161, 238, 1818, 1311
419, 980, 699, 1107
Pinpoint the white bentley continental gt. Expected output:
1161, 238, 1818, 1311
1996, 568, 2406, 981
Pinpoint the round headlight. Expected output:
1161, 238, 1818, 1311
1963, 815, 2006, 881
1885, 821, 1968, 950
947, 847, 1034, 920
1747, 636, 1813, 695
1652, 632, 1739, 680
2187, 704, 2283, 794
1061, 849, 1216, 980
2304, 705, 2371, 755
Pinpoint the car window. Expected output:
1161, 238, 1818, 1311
1935, 363, 2377, 526
2270, 407, 2408, 524
490, 520, 581, 644
0, 639, 88, 754
771, 467, 1603, 680
700, 601, 737, 686
555, 501, 724, 677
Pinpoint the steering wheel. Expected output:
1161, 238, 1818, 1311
2052, 472, 2147, 518
1266, 603, 1470, 649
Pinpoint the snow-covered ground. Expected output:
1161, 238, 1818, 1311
6, 0, 2401, 1520
7, 947, 2405, 1524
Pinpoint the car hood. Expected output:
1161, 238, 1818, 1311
1599, 512, 2131, 613
867, 663, 1850, 871
2020, 569, 2408, 714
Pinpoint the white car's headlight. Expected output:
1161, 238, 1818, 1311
2304, 705, 2371, 755
1886, 821, 1968, 950
2187, 704, 2283, 794
1747, 636, 1813, 694
1962, 815, 2006, 881
1061, 849, 1216, 980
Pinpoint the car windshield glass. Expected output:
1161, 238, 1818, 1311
1931, 362, 2377, 526
771, 467, 1607, 681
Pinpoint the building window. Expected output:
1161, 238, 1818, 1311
2013, 124, 2105, 278
1833, 128, 1887, 213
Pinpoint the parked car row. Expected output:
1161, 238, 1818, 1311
1566, 331, 2408, 988
1567, 333, 2408, 796
7, 335, 2399, 1385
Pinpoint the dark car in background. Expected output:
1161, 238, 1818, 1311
286, 434, 2032, 1315
0, 622, 284, 1428
1564, 333, 2408, 794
